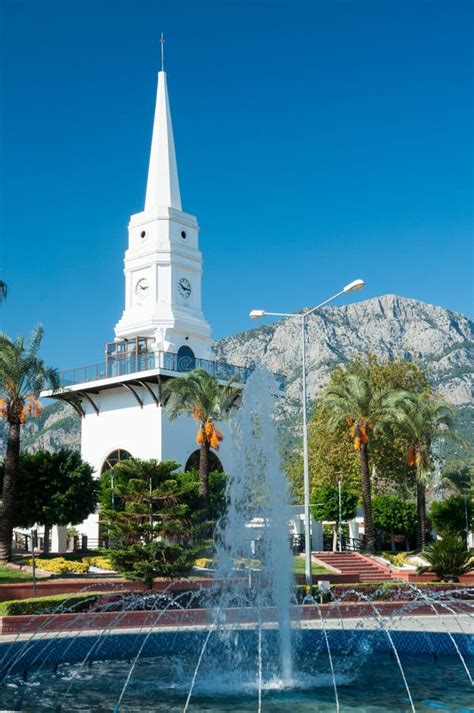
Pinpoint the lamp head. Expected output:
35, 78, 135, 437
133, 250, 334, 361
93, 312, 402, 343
343, 279, 365, 293
249, 309, 265, 320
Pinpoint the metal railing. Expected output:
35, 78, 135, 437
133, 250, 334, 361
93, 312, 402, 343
323, 534, 364, 552
72, 536, 108, 552
59, 350, 285, 390
290, 534, 305, 554
12, 531, 30, 552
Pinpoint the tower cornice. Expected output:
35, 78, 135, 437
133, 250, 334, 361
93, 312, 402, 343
129, 207, 198, 230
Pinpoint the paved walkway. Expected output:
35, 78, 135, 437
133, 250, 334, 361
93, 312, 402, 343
1, 614, 470, 643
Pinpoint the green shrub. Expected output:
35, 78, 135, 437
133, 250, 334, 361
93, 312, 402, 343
0, 592, 104, 616
418, 536, 474, 582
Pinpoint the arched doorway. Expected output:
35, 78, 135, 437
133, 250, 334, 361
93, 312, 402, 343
177, 345, 196, 372
101, 449, 133, 475
185, 449, 224, 473
99, 449, 133, 546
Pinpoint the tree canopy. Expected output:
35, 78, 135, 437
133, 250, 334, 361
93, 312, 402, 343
372, 494, 417, 550
311, 484, 358, 523
441, 460, 473, 496
4, 448, 97, 529
285, 355, 431, 503
1, 449, 97, 554
429, 495, 472, 539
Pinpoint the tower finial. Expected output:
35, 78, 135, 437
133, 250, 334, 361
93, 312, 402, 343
160, 32, 165, 72
144, 51, 181, 212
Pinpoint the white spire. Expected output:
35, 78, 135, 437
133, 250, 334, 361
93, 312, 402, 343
144, 70, 182, 212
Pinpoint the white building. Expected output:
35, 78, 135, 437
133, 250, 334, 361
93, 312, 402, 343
46, 65, 255, 547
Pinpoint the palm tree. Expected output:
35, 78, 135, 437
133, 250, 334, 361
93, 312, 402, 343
320, 370, 410, 553
0, 281, 7, 302
396, 394, 456, 551
0, 325, 59, 562
163, 369, 239, 506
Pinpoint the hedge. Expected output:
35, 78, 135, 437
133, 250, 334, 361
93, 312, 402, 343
0, 592, 105, 616
295, 581, 473, 603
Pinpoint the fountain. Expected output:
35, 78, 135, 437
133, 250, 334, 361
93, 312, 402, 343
0, 369, 472, 711
210, 368, 294, 684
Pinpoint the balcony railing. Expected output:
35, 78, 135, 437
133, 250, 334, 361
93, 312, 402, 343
59, 351, 285, 390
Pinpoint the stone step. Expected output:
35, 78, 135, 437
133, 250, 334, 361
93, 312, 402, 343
312, 551, 393, 582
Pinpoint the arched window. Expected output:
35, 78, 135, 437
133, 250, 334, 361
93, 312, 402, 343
101, 449, 132, 475
185, 449, 224, 473
177, 345, 195, 372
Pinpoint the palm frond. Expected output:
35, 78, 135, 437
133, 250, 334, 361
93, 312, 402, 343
0, 325, 58, 421
163, 368, 239, 429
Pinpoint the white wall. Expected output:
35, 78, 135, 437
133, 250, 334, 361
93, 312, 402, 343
81, 392, 162, 472
80, 385, 163, 543
78, 384, 233, 543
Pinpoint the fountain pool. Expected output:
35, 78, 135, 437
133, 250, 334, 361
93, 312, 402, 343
0, 626, 472, 711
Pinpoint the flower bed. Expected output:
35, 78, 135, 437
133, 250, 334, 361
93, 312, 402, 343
26, 555, 114, 575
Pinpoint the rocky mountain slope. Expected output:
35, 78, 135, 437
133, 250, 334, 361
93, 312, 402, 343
215, 294, 473, 407
1, 294, 472, 455
0, 400, 80, 455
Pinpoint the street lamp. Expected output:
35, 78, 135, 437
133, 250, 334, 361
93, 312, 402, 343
30, 524, 38, 597
250, 278, 365, 592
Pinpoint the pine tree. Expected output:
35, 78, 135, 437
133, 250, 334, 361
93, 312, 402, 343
100, 459, 200, 587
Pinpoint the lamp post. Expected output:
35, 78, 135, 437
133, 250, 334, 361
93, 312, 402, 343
30, 524, 38, 598
338, 479, 343, 553
250, 278, 365, 592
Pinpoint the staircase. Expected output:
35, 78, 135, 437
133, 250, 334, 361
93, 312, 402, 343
313, 551, 392, 582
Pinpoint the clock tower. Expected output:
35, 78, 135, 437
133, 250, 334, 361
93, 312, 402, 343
44, 61, 257, 549
114, 69, 213, 360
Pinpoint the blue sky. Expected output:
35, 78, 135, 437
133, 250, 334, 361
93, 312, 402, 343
0, 0, 472, 371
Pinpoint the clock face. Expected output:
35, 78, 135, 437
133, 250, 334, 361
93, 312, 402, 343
135, 278, 150, 302
178, 277, 191, 299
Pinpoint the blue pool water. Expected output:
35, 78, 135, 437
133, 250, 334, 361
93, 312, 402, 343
0, 629, 472, 712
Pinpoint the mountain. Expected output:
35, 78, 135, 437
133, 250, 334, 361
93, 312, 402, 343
214, 294, 473, 407
215, 294, 473, 459
1, 294, 472, 456
0, 400, 81, 456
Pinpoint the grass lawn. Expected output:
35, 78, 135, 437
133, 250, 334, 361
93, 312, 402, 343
13, 551, 108, 564
1, 556, 330, 582
292, 556, 331, 576
0, 565, 34, 584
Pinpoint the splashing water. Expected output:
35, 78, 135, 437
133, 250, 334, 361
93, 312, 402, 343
212, 367, 294, 683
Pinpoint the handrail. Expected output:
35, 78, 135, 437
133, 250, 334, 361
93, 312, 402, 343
58, 350, 285, 390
